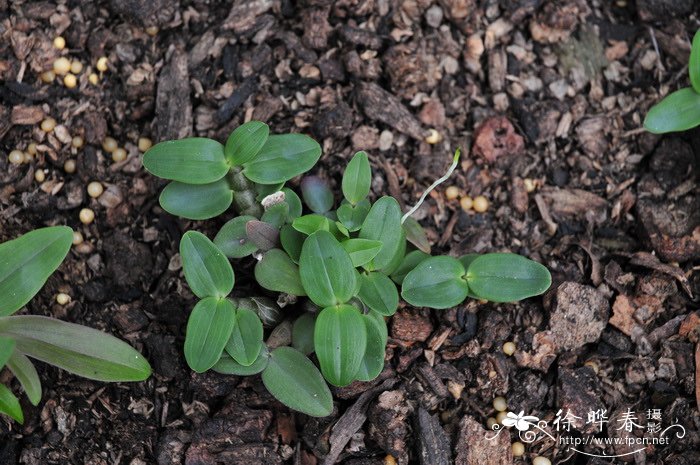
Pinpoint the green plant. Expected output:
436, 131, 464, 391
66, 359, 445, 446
0, 226, 151, 423
644, 29, 700, 133
143, 122, 551, 417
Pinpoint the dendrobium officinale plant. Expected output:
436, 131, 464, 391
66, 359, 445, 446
644, 29, 700, 133
143, 121, 551, 417
0, 227, 151, 423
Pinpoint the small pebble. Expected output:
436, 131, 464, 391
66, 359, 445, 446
425, 128, 441, 144
473, 195, 489, 212
8, 150, 24, 165
112, 147, 127, 162
146, 26, 159, 36
72, 231, 84, 245
502, 341, 516, 356
56, 293, 70, 305
70, 60, 83, 74
34, 170, 45, 182
493, 396, 507, 412
63, 159, 76, 173
96, 56, 108, 72
53, 57, 71, 75
53, 36, 66, 50
79, 208, 95, 224
63, 73, 77, 88
486, 417, 498, 429
88, 73, 99, 85
102, 137, 118, 153
72, 136, 84, 149
87, 181, 104, 198
27, 143, 37, 155
40, 70, 56, 83
533, 457, 551, 465
41, 118, 57, 132
137, 137, 152, 152
445, 186, 459, 201
23, 152, 33, 163
524, 178, 537, 193
496, 411, 508, 424
511, 442, 525, 457
460, 196, 473, 212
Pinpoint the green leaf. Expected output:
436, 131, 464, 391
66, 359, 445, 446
160, 179, 233, 220
359, 197, 404, 272
301, 176, 334, 213
337, 199, 370, 232
381, 231, 407, 276
458, 254, 480, 270
292, 214, 330, 235
690, 30, 700, 94
0, 384, 23, 423
644, 87, 700, 134
0, 336, 15, 369
299, 231, 357, 307
280, 224, 304, 263
465, 253, 551, 302
243, 134, 322, 184
341, 239, 383, 267
214, 215, 258, 258
402, 217, 431, 254
0, 315, 151, 381
358, 272, 399, 316
255, 182, 285, 202
213, 348, 270, 375
143, 138, 229, 184
261, 202, 289, 228
0, 226, 73, 316
184, 297, 236, 372
391, 250, 430, 285
255, 249, 306, 296
355, 310, 387, 382
7, 351, 41, 405
180, 231, 234, 299
262, 346, 333, 417
314, 304, 367, 386
230, 296, 282, 328
226, 308, 264, 366
292, 313, 316, 355
225, 121, 269, 166
342, 151, 371, 205
282, 187, 302, 220
401, 256, 469, 309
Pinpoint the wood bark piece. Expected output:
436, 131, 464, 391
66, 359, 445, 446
156, 49, 192, 141
415, 408, 450, 465
356, 82, 426, 140
455, 416, 512, 465
222, 0, 276, 33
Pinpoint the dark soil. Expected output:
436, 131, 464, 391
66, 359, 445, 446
1, 1, 700, 464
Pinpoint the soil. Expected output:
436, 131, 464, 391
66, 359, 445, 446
1, 1, 700, 464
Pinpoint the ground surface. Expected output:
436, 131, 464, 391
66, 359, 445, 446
1, 0, 700, 464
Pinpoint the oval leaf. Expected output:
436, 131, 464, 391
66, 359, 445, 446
255, 249, 306, 296
390, 250, 430, 285
644, 87, 700, 134
184, 297, 236, 372
299, 231, 357, 307
292, 312, 316, 355
401, 256, 469, 309
144, 138, 229, 184
280, 224, 305, 263
282, 187, 302, 220
261, 202, 289, 229
341, 239, 383, 267
0, 315, 151, 381
0, 384, 23, 423
359, 197, 404, 272
226, 308, 264, 366
160, 179, 233, 220
402, 216, 431, 254
355, 310, 388, 382
243, 134, 322, 184
262, 346, 333, 417
337, 199, 370, 232
690, 30, 700, 94
7, 351, 41, 406
181, 231, 234, 299
342, 151, 372, 205
213, 349, 270, 375
245, 220, 280, 251
301, 176, 334, 213
314, 304, 367, 386
214, 215, 258, 258
0, 336, 15, 369
225, 121, 269, 166
292, 214, 330, 235
358, 272, 399, 316
465, 253, 551, 302
0, 226, 73, 316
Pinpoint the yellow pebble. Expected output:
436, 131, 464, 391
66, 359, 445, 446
79, 208, 95, 224
87, 181, 104, 198
445, 186, 459, 201
27, 143, 37, 155
502, 341, 516, 356
511, 442, 525, 457
460, 196, 473, 212
533, 457, 552, 465
486, 417, 498, 429
72, 231, 84, 245
493, 396, 507, 412
496, 411, 508, 424
8, 150, 24, 165
473, 195, 489, 213
72, 136, 84, 149
53, 57, 71, 75
63, 73, 77, 88
383, 455, 397, 465
56, 292, 70, 305
425, 128, 441, 144
137, 137, 153, 152
102, 137, 118, 153
41, 117, 57, 132
524, 178, 537, 193
96, 56, 108, 72
53, 36, 66, 50
23, 152, 33, 163
88, 73, 99, 85
70, 60, 83, 74
34, 170, 46, 183
146, 26, 159, 36
112, 147, 127, 162
40, 70, 56, 83
64, 159, 76, 173
584, 360, 600, 375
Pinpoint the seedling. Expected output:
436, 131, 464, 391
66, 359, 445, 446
644, 30, 700, 133
144, 122, 551, 417
0, 227, 151, 423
